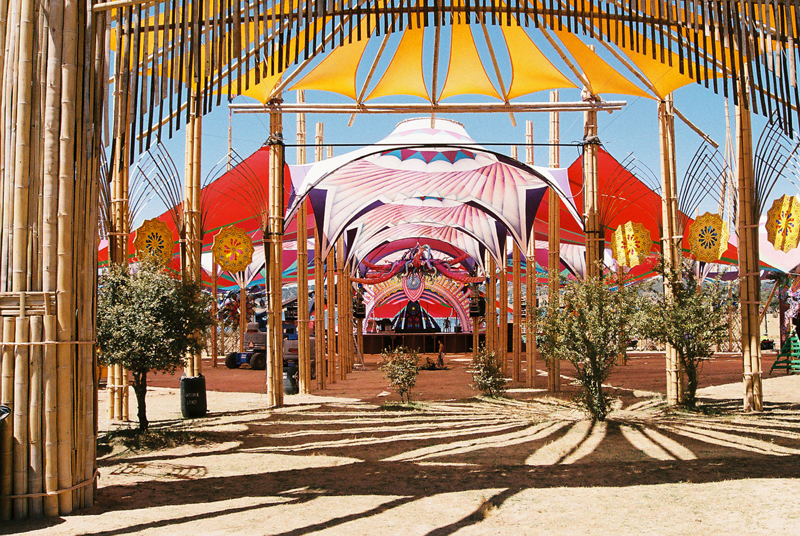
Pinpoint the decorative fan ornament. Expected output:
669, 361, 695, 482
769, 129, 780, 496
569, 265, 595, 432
133, 218, 173, 265
610, 221, 652, 268
402, 274, 425, 301
687, 212, 729, 262
766, 195, 800, 253
212, 226, 254, 273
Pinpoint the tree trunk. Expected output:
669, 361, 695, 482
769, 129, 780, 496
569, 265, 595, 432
132, 370, 148, 431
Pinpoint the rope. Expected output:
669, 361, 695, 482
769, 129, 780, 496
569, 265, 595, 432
0, 340, 96, 347
0, 470, 99, 500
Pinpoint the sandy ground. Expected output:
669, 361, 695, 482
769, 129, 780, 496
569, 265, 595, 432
5, 352, 800, 535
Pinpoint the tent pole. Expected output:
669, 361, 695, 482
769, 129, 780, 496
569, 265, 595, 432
512, 242, 522, 383
583, 92, 601, 280
499, 248, 508, 375
547, 96, 559, 390
211, 260, 218, 367
486, 254, 496, 359
337, 237, 346, 381
267, 96, 284, 408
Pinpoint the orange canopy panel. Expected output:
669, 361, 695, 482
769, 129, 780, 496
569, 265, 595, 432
366, 26, 430, 101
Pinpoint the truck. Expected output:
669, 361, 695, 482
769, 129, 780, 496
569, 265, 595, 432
225, 321, 316, 380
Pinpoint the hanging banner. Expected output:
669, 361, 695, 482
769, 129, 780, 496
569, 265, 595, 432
687, 212, 729, 263
766, 194, 800, 253
212, 226, 254, 273
133, 218, 174, 265
610, 221, 651, 268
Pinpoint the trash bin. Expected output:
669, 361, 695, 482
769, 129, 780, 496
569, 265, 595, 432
180, 375, 207, 418
283, 366, 298, 395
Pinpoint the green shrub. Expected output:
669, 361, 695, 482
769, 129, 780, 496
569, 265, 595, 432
470, 344, 507, 397
379, 346, 419, 403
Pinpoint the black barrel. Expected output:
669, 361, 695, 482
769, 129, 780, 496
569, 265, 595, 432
180, 375, 207, 418
283, 367, 299, 395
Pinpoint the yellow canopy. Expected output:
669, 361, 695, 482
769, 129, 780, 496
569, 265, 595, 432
366, 27, 430, 101
289, 22, 373, 99
502, 22, 577, 100
439, 22, 503, 100
554, 28, 652, 98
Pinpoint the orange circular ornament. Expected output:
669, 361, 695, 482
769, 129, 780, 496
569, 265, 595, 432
610, 221, 652, 268
133, 218, 173, 265
766, 194, 800, 253
687, 212, 729, 263
212, 226, 254, 273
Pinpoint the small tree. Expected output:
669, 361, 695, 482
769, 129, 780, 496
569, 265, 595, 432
98, 261, 214, 430
644, 259, 728, 409
471, 344, 507, 397
379, 346, 419, 403
540, 273, 640, 421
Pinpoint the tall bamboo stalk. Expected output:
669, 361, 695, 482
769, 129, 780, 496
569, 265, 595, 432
659, 95, 683, 405
584, 96, 601, 280
737, 101, 763, 412
1, 317, 14, 519
42, 313, 57, 516
314, 122, 324, 390
326, 248, 336, 385
27, 315, 42, 516
336, 238, 346, 380
512, 243, 521, 382
267, 97, 284, 407
486, 254, 496, 356
13, 315, 29, 518
296, 90, 310, 394
499, 250, 508, 375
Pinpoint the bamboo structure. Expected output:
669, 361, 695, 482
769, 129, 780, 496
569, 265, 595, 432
267, 99, 284, 408
336, 238, 347, 380
583, 93, 602, 280
183, 91, 203, 378
485, 255, 496, 356
314, 123, 325, 390
528, 117, 543, 389
737, 102, 763, 412
326, 248, 337, 385
498, 251, 508, 374
211, 261, 218, 367
296, 91, 311, 394
512, 244, 522, 383
658, 95, 684, 406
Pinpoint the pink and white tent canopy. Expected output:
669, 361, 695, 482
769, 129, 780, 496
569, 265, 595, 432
286, 118, 581, 262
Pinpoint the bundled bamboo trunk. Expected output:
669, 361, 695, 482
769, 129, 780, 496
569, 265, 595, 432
267, 99, 284, 408
583, 100, 601, 279
658, 96, 683, 405
512, 244, 522, 383
545, 104, 557, 390
326, 248, 336, 385
296, 91, 310, 394
736, 102, 763, 412
499, 252, 508, 374
485, 255, 496, 355
336, 238, 346, 380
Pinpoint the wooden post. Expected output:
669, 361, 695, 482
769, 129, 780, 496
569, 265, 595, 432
296, 91, 311, 394
486, 254, 496, 357
542, 113, 559, 392
211, 260, 218, 367
659, 95, 683, 405
267, 97, 284, 408
326, 248, 336, 384
314, 122, 325, 390
499, 249, 508, 375
336, 237, 346, 380
736, 102, 763, 412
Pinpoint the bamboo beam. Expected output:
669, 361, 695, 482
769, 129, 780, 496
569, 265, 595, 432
229, 101, 627, 115
296, 91, 310, 394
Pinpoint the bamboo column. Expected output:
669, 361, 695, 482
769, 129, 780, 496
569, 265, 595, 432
296, 91, 311, 394
211, 261, 218, 367
527, 118, 542, 389
485, 254, 496, 356
499, 249, 508, 375
267, 97, 284, 408
326, 247, 336, 384
512, 243, 522, 382
183, 90, 202, 378
659, 95, 683, 405
583, 93, 601, 279
336, 237, 347, 380
314, 122, 325, 390
736, 102, 763, 412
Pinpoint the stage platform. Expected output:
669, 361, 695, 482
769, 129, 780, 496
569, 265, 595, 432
361, 327, 526, 354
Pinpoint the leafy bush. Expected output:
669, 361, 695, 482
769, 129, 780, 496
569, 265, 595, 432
379, 346, 419, 403
540, 274, 640, 421
470, 344, 507, 396
98, 260, 214, 430
643, 259, 729, 409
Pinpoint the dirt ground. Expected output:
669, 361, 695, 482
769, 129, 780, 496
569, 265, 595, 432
5, 351, 800, 535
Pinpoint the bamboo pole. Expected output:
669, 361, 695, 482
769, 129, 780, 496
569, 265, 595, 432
326, 248, 336, 385
486, 254, 496, 356
314, 122, 324, 391
736, 101, 763, 412
13, 315, 29, 518
42, 313, 56, 516
296, 91, 310, 394
336, 238, 346, 380
267, 97, 284, 407
211, 260, 218, 367
1, 317, 14, 520
28, 315, 42, 516
659, 95, 683, 405
191, 105, 202, 377
583, 93, 601, 280
239, 282, 246, 353
499, 249, 508, 375
56, 0, 78, 512
512, 243, 522, 383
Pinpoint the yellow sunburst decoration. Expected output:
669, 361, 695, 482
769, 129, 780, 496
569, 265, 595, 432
687, 212, 729, 263
610, 221, 652, 268
133, 218, 173, 265
766, 194, 800, 252
212, 225, 254, 273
